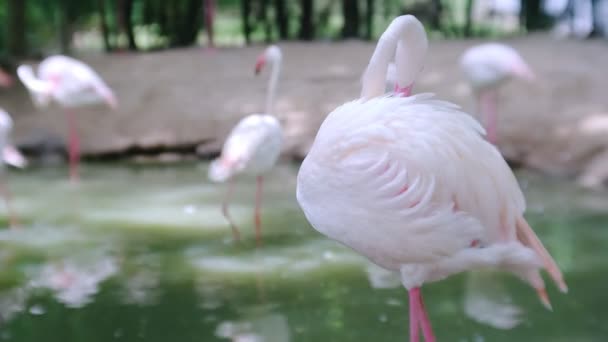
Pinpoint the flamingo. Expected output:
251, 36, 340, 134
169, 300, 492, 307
16, 55, 117, 182
296, 15, 566, 342
208, 45, 283, 245
0, 108, 27, 228
460, 43, 535, 144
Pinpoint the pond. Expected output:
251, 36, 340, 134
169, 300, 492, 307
0, 163, 605, 341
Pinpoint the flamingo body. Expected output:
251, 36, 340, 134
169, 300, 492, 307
17, 55, 116, 109
460, 43, 534, 91
209, 114, 282, 182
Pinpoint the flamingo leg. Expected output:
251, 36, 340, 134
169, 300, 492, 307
0, 177, 19, 229
409, 288, 420, 342
409, 287, 435, 342
254, 175, 263, 247
222, 179, 241, 242
65, 109, 80, 182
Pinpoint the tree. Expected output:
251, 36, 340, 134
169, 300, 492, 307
341, 0, 360, 38
241, 0, 252, 44
97, 0, 112, 51
365, 0, 374, 40
117, 0, 137, 50
299, 0, 314, 40
520, 0, 552, 31
275, 0, 289, 39
7, 0, 27, 57
430, 0, 443, 31
464, 0, 474, 37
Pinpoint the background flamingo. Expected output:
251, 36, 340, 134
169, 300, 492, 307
208, 45, 283, 246
297, 15, 566, 342
460, 43, 535, 144
17, 55, 117, 182
0, 108, 27, 228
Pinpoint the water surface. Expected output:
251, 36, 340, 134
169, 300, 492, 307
0, 163, 605, 341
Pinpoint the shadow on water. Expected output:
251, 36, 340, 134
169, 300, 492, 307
0, 164, 605, 341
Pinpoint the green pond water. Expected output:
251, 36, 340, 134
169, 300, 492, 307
0, 163, 605, 341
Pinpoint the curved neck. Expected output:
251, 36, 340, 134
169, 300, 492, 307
16, 65, 52, 94
361, 15, 427, 99
265, 55, 281, 116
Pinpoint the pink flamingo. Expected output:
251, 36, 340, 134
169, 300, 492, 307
208, 46, 283, 246
297, 16, 566, 341
460, 43, 535, 144
17, 55, 117, 182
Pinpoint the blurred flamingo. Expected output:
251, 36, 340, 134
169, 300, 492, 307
17, 55, 117, 182
0, 108, 27, 228
208, 45, 283, 246
460, 43, 535, 144
297, 15, 566, 342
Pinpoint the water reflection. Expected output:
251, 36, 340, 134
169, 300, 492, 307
0, 165, 601, 341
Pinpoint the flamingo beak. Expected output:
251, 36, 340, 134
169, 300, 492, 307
512, 63, 536, 82
255, 55, 266, 75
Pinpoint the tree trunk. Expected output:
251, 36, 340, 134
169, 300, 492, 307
299, 0, 314, 40
117, 0, 137, 50
7, 0, 27, 57
97, 0, 112, 51
241, 0, 252, 44
341, 0, 360, 38
203, 0, 215, 47
365, 0, 374, 40
260, 0, 272, 42
275, 0, 289, 39
521, 0, 552, 31
464, 0, 474, 37
430, 0, 442, 30
58, 0, 72, 54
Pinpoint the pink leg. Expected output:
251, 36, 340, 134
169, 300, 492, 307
409, 289, 420, 342
254, 176, 263, 247
0, 179, 19, 229
222, 179, 241, 242
65, 109, 80, 182
409, 287, 436, 342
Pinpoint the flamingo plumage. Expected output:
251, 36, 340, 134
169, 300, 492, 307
16, 55, 117, 182
208, 45, 283, 245
460, 43, 535, 144
0, 108, 27, 228
296, 15, 566, 342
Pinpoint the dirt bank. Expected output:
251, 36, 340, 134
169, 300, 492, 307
1, 36, 607, 186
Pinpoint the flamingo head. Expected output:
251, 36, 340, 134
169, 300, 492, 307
510, 60, 536, 82
255, 45, 282, 75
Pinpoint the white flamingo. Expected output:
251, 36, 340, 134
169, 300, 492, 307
296, 15, 566, 342
16, 55, 117, 182
460, 43, 535, 144
0, 108, 27, 228
208, 45, 283, 245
